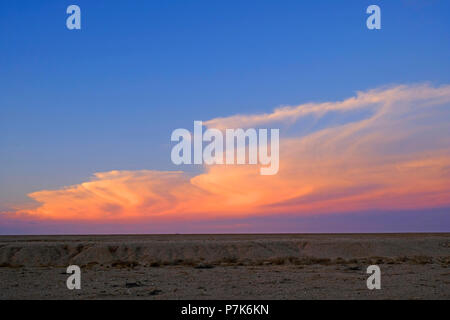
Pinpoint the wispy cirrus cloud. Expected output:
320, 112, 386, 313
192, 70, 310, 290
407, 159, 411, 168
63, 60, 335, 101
204, 84, 450, 130
6, 83, 450, 222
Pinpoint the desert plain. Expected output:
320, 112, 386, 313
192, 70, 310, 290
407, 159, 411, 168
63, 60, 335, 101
0, 233, 449, 299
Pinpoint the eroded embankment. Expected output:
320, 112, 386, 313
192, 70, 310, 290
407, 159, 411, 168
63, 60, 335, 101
0, 235, 449, 268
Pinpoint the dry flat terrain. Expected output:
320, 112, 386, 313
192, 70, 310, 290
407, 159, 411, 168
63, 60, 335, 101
0, 233, 449, 299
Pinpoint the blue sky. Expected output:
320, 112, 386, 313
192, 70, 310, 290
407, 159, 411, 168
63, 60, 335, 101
1, 0, 450, 216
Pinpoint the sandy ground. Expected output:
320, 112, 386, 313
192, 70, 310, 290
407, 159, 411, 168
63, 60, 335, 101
0, 234, 449, 299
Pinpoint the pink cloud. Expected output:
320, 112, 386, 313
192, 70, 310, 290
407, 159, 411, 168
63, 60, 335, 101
7, 83, 450, 222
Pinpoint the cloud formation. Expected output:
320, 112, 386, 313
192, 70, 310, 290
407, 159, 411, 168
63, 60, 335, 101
13, 83, 450, 221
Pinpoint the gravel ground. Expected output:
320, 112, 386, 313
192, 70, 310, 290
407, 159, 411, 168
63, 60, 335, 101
1, 233, 448, 299
1, 263, 449, 300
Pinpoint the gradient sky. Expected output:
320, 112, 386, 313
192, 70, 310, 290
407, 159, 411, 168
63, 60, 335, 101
1, 1, 450, 234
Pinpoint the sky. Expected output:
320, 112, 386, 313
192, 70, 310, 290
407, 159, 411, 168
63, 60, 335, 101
1, 0, 450, 234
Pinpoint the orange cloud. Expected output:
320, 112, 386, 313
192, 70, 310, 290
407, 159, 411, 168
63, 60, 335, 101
15, 83, 450, 221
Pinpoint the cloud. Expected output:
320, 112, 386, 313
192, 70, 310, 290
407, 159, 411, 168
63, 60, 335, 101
10, 83, 450, 222
204, 84, 450, 129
